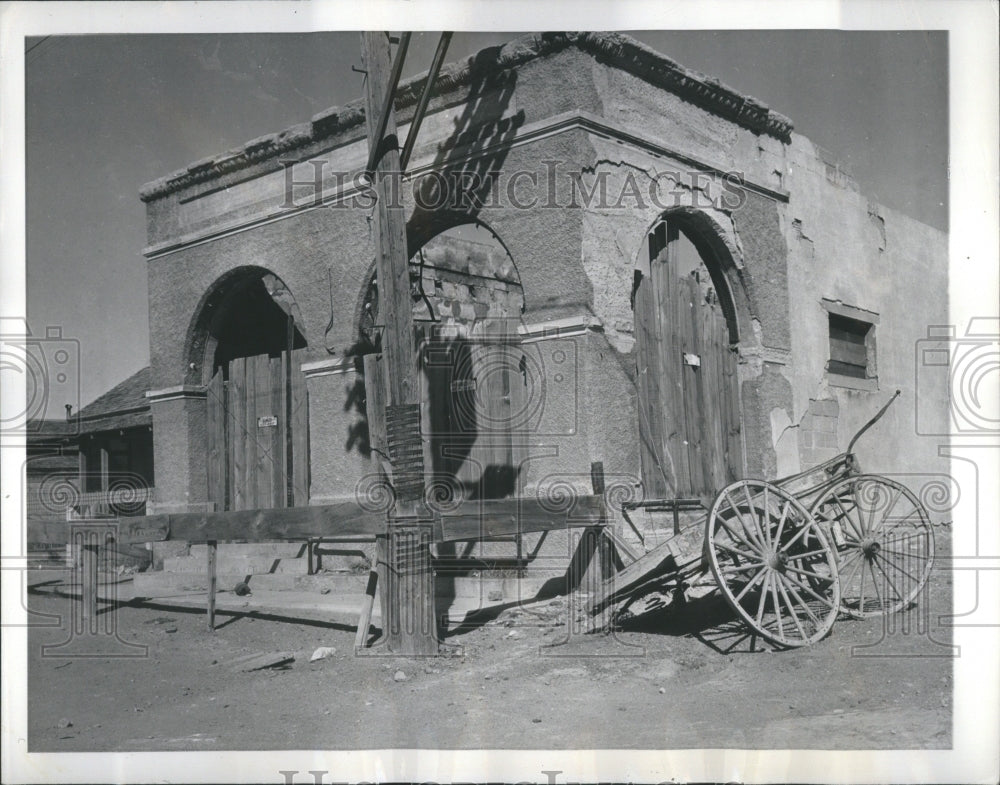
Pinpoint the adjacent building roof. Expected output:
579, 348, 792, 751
139, 31, 794, 202
75, 366, 152, 434
27, 419, 79, 440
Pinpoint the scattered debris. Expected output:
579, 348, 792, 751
165, 627, 178, 634
57, 718, 72, 729
223, 651, 295, 672
310, 646, 337, 662
393, 670, 407, 682
319, 587, 331, 595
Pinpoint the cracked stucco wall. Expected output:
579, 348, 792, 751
775, 133, 949, 491
142, 37, 948, 520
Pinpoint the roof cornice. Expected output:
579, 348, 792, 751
139, 31, 793, 203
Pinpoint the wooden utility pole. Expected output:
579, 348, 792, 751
360, 31, 439, 655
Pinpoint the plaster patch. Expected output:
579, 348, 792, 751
791, 217, 813, 244
770, 407, 801, 478
867, 202, 886, 252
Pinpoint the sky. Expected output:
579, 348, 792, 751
23, 29, 948, 415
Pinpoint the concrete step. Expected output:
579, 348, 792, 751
41, 573, 573, 630
133, 570, 371, 596
120, 584, 567, 628
161, 554, 313, 576
133, 569, 561, 604
189, 542, 309, 559
166, 547, 371, 576
27, 549, 72, 569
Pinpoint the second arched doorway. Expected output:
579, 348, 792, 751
360, 221, 526, 501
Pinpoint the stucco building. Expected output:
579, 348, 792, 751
137, 32, 949, 548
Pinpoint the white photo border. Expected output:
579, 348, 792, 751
2, 1, 997, 783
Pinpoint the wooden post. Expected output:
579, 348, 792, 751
285, 312, 295, 507
206, 540, 218, 631
360, 31, 438, 655
99, 445, 110, 501
354, 568, 379, 650
590, 462, 617, 582
79, 532, 98, 634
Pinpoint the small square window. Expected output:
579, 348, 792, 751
828, 313, 874, 379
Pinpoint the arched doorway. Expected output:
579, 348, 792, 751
360, 222, 526, 502
633, 217, 743, 500
194, 268, 310, 511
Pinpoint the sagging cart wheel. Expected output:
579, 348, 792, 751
809, 474, 934, 618
707, 480, 841, 648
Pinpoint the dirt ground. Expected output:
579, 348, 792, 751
26, 531, 952, 753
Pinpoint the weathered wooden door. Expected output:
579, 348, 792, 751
206, 348, 309, 511
419, 323, 525, 501
634, 221, 742, 500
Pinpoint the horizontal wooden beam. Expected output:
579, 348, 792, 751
150, 502, 388, 542
28, 496, 608, 546
437, 495, 606, 542
28, 502, 386, 545
28, 517, 168, 546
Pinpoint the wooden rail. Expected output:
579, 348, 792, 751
28, 495, 608, 547
28, 491, 611, 642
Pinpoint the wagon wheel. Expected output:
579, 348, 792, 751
809, 475, 934, 618
706, 480, 841, 648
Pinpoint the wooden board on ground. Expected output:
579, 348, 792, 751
586, 519, 709, 613
221, 651, 295, 672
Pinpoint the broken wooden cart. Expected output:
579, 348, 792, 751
590, 390, 936, 648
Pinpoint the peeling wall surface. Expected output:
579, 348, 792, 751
140, 32, 949, 525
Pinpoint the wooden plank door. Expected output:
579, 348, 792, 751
288, 347, 310, 507
635, 222, 675, 499
206, 368, 227, 512
634, 221, 742, 500
213, 350, 309, 511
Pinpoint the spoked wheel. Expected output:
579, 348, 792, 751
809, 474, 934, 618
707, 480, 841, 648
